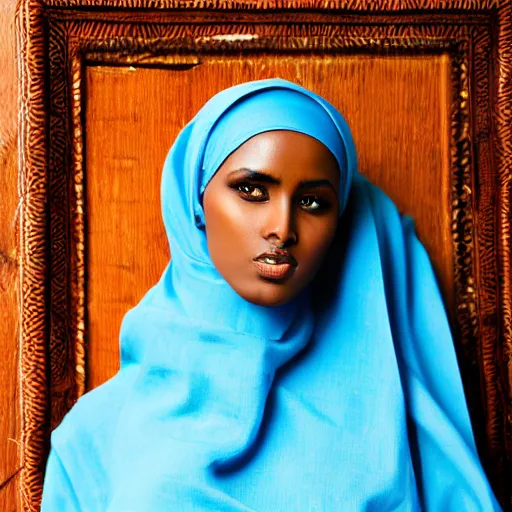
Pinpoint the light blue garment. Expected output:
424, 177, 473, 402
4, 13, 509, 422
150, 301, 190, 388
41, 78, 501, 511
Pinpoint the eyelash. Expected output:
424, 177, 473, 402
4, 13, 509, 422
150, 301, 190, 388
230, 182, 331, 213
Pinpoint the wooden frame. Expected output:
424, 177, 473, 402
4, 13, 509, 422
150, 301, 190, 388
16, 1, 512, 509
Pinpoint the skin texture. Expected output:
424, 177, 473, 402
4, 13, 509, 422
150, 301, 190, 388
202, 130, 341, 307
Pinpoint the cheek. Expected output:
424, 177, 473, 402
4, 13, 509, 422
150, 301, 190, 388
298, 219, 338, 274
204, 196, 256, 265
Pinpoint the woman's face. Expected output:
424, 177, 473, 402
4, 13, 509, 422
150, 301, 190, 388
203, 130, 341, 307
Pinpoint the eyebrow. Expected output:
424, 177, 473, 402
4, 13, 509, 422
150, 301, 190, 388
228, 168, 337, 193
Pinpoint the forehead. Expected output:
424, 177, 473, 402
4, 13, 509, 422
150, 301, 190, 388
217, 130, 340, 182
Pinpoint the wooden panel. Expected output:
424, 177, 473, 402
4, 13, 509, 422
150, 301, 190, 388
85, 54, 451, 389
0, 0, 22, 507
0, 471, 21, 512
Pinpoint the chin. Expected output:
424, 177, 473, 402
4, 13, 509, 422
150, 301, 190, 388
239, 283, 297, 308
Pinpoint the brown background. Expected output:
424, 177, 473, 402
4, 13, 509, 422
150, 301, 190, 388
0, 0, 22, 509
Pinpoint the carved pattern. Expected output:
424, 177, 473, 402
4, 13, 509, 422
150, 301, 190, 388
16, 1, 50, 510
448, 33, 481, 426
41, 0, 504, 10
47, 16, 75, 430
470, 24, 507, 494
495, 1, 512, 479
69, 50, 87, 404
18, 1, 512, 510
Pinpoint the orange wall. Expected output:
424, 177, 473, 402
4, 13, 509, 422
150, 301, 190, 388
0, 0, 22, 509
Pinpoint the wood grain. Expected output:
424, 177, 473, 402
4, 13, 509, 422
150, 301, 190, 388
0, 470, 21, 512
85, 54, 451, 389
0, 0, 22, 509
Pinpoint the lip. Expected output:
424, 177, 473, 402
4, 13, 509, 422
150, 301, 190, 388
254, 250, 298, 267
253, 251, 298, 281
253, 260, 295, 281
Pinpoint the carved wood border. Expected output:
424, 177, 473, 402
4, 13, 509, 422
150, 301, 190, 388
17, 1, 512, 510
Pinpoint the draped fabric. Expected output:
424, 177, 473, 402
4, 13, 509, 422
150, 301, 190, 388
41, 78, 501, 511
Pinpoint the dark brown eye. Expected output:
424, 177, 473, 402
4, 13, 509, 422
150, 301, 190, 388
299, 195, 326, 212
234, 183, 268, 201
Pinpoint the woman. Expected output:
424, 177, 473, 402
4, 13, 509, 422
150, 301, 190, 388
41, 78, 501, 510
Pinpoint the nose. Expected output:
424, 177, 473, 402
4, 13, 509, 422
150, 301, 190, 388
262, 195, 298, 247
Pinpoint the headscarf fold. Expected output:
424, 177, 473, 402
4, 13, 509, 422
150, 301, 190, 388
42, 78, 501, 511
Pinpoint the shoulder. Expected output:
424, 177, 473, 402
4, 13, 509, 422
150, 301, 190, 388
45, 367, 139, 508
50, 366, 138, 469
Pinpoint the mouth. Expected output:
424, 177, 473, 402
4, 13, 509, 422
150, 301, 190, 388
253, 251, 297, 281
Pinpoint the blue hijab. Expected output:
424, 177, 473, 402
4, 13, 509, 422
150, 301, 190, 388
42, 78, 501, 511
